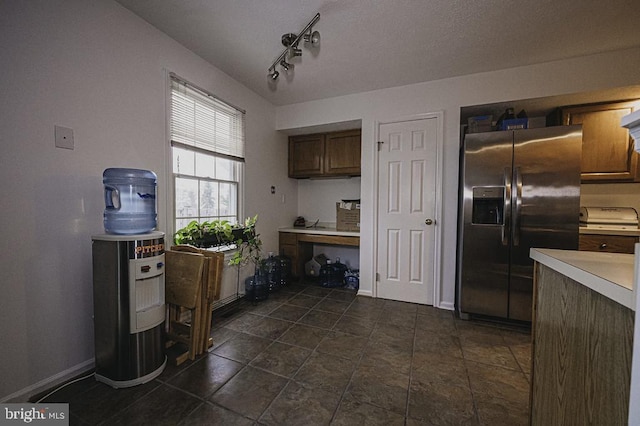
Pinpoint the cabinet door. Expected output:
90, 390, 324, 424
563, 101, 638, 182
289, 134, 325, 178
324, 130, 361, 176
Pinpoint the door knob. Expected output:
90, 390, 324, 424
425, 218, 433, 225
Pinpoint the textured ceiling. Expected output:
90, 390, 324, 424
116, 0, 640, 106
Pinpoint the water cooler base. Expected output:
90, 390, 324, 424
96, 357, 167, 389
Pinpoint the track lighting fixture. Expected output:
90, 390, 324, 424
287, 46, 302, 58
268, 13, 320, 81
279, 59, 293, 72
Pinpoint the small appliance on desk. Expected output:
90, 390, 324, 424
579, 207, 639, 230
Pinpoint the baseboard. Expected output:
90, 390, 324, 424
356, 289, 373, 297
437, 300, 455, 311
1, 359, 94, 403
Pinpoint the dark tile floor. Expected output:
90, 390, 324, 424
43, 283, 532, 425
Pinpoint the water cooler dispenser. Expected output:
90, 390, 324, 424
91, 232, 167, 387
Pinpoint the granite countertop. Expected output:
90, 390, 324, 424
530, 248, 635, 310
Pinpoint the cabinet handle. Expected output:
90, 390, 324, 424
599, 243, 607, 250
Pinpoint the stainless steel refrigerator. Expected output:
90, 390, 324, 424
457, 126, 582, 322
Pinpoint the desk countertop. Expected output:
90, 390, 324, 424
530, 248, 635, 310
279, 226, 359, 237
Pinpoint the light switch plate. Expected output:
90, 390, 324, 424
55, 125, 74, 150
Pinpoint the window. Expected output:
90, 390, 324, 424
170, 74, 245, 232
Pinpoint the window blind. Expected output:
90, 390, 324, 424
170, 75, 245, 160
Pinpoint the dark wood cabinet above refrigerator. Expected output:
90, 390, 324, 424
562, 100, 639, 183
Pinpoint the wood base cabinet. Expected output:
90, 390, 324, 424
578, 233, 639, 254
279, 232, 312, 279
279, 231, 360, 280
530, 264, 633, 425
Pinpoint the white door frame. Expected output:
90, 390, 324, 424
372, 111, 444, 307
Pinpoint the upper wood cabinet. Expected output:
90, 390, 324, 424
289, 129, 361, 178
288, 133, 325, 177
562, 100, 639, 182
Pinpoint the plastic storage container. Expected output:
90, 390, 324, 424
103, 168, 157, 235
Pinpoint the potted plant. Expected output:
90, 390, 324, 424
227, 216, 269, 302
174, 219, 244, 248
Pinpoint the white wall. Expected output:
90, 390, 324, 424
0, 0, 296, 401
276, 47, 640, 307
297, 177, 361, 223
582, 183, 640, 213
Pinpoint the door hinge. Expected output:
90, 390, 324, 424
377, 141, 384, 151
376, 272, 380, 281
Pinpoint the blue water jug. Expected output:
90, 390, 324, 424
320, 260, 342, 288
264, 252, 280, 292
333, 257, 347, 287
276, 250, 292, 288
103, 168, 157, 235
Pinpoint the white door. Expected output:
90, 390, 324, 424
376, 117, 440, 305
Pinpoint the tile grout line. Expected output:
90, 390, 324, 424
405, 307, 419, 422
453, 316, 490, 425
327, 295, 385, 424
256, 285, 357, 424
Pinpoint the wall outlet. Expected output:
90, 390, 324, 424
55, 125, 74, 150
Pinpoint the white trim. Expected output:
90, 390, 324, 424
164, 68, 174, 242
1, 359, 94, 403
432, 111, 445, 309
438, 301, 455, 311
357, 289, 374, 298
372, 111, 445, 308
371, 119, 381, 299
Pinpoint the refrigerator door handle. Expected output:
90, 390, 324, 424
513, 166, 523, 246
502, 167, 511, 246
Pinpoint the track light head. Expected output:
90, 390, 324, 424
304, 30, 321, 46
288, 46, 302, 58
268, 69, 279, 80
280, 59, 293, 72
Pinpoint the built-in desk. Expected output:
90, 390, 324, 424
279, 227, 359, 279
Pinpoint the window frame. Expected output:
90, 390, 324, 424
167, 72, 245, 241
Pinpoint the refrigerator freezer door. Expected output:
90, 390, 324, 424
509, 126, 582, 321
458, 131, 513, 318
